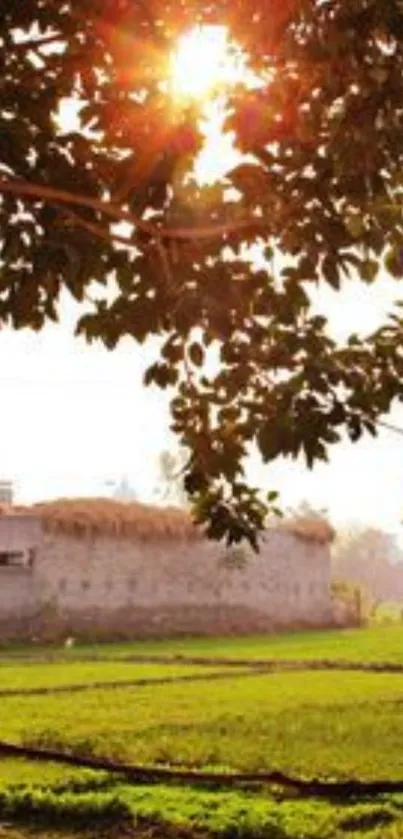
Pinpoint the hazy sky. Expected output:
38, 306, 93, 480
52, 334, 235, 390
3, 27, 403, 541
2, 272, 403, 544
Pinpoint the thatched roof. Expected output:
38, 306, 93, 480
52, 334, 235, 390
0, 499, 334, 544
280, 514, 335, 545
0, 498, 201, 541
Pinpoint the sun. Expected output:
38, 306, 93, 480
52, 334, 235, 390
170, 25, 245, 101
168, 24, 262, 184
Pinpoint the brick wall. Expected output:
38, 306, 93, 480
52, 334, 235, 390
0, 516, 332, 640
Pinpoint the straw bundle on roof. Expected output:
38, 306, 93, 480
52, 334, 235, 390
29, 497, 202, 541
0, 498, 334, 545
280, 514, 335, 544
0, 502, 28, 516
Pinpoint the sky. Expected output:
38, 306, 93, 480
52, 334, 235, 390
2, 274, 403, 543
3, 25, 403, 541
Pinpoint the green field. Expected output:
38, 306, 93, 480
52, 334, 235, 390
2, 627, 403, 839
4, 623, 403, 664
0, 659, 227, 692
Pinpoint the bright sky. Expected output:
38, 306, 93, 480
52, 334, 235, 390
3, 25, 403, 540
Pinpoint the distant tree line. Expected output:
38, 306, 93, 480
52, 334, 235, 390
332, 525, 403, 603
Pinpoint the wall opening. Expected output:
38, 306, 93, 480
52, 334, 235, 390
0, 548, 35, 569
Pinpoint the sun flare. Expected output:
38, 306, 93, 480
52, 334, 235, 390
168, 25, 263, 185
170, 25, 245, 101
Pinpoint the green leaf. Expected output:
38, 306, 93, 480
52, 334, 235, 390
229, 163, 266, 195
384, 248, 403, 279
188, 342, 204, 367
322, 256, 340, 289
345, 214, 365, 239
144, 363, 178, 389
266, 490, 279, 502
361, 259, 379, 284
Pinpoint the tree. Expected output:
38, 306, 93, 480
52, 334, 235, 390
155, 449, 188, 507
331, 579, 372, 627
1, 1, 403, 546
332, 525, 403, 600
108, 476, 138, 502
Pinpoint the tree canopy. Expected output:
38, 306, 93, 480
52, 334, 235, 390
332, 524, 403, 601
1, 0, 403, 546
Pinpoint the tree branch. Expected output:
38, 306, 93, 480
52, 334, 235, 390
0, 177, 266, 242
155, 238, 175, 290
58, 208, 180, 297
56, 207, 136, 249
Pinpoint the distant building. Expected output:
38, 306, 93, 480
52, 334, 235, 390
0, 499, 334, 641
0, 480, 13, 505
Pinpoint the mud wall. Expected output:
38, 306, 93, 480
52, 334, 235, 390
0, 517, 332, 640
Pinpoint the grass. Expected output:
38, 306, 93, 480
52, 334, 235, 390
3, 773, 403, 839
4, 624, 403, 665
3, 626, 403, 838
0, 660, 224, 692
2, 670, 403, 778
372, 602, 403, 625
93, 622, 403, 663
